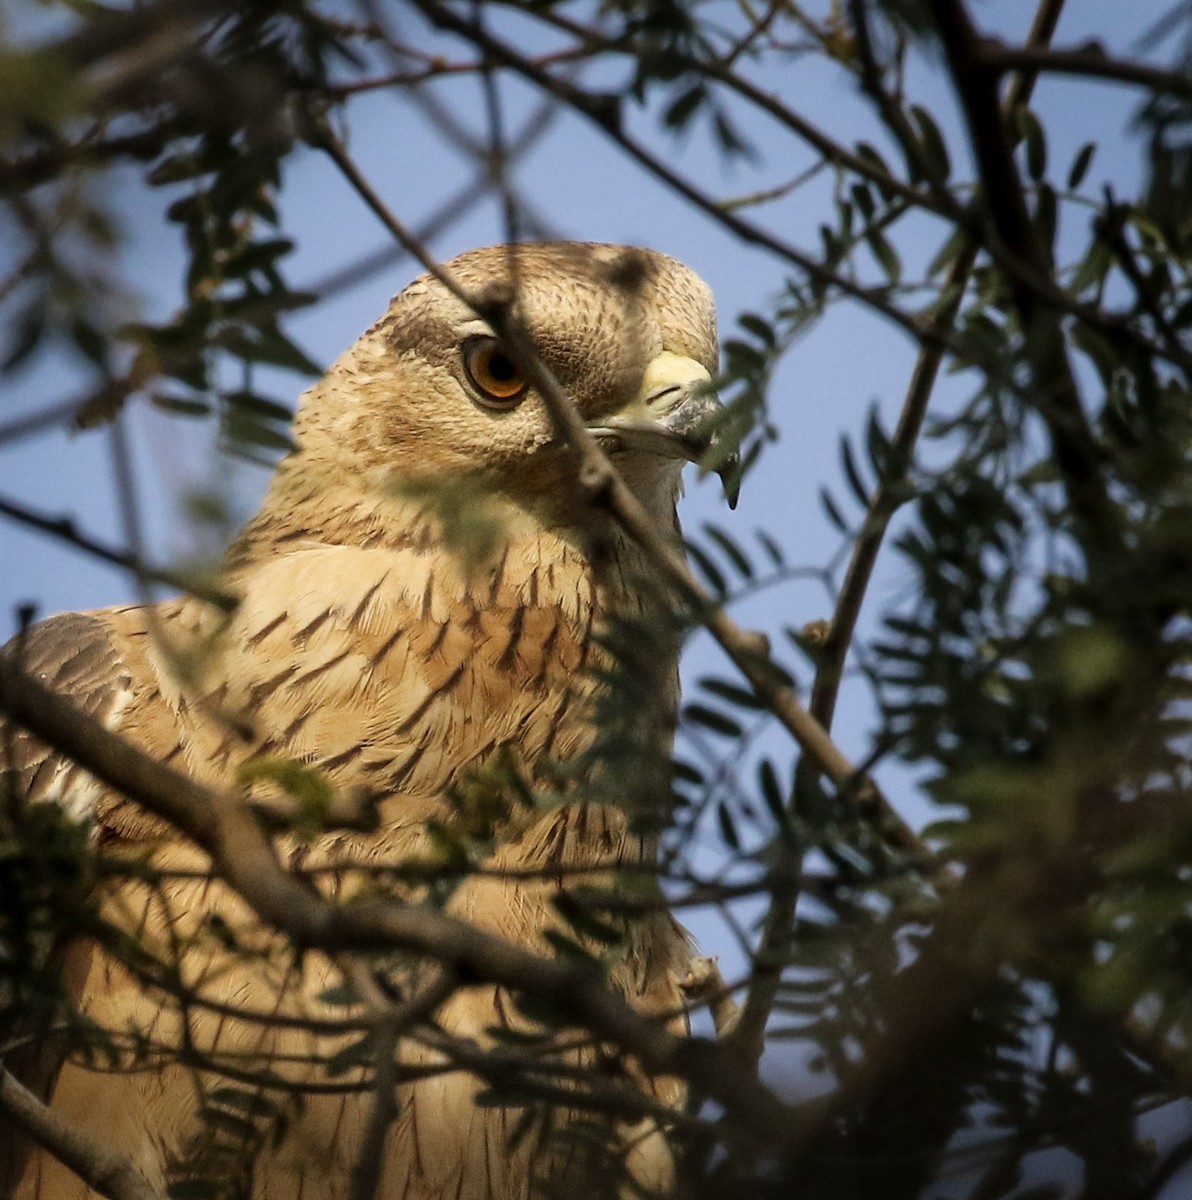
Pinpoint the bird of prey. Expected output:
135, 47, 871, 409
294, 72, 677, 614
0, 242, 730, 1200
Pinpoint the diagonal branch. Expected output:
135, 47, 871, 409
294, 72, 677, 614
0, 1066, 167, 1200
734, 0, 1069, 1076
310, 117, 910, 845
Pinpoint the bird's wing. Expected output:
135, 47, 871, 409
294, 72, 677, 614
2, 610, 137, 810
0, 607, 159, 1192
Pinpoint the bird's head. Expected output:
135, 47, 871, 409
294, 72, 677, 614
291, 243, 736, 533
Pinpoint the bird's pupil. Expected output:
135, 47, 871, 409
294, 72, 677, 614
489, 353, 515, 382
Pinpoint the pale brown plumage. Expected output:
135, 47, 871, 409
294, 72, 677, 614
0, 243, 723, 1199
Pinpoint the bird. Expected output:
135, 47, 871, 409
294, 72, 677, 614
0, 242, 730, 1200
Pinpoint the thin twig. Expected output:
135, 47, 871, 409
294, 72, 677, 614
345, 963, 459, 1200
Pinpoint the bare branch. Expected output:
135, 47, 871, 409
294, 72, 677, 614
981, 40, 1192, 101
310, 118, 904, 837
0, 662, 793, 1145
0, 1066, 167, 1200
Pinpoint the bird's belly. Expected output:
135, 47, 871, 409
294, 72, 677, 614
26, 805, 687, 1200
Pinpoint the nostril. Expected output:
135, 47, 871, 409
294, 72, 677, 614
645, 382, 686, 413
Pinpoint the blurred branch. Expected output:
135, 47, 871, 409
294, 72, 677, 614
929, 0, 1123, 554
343, 963, 458, 1200
0, 1066, 167, 1200
0, 119, 182, 194
0, 495, 237, 612
323, 43, 590, 96
981, 41, 1192, 100
0, 398, 90, 446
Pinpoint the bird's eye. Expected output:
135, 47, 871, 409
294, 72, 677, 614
462, 337, 528, 408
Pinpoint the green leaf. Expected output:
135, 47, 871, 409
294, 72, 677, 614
820, 487, 850, 533
738, 312, 776, 347
671, 757, 704, 786
910, 104, 951, 181
224, 390, 293, 423
840, 436, 871, 508
1035, 182, 1058, 253
855, 141, 895, 199
851, 182, 875, 220
1069, 237, 1113, 296
1067, 142, 1097, 190
703, 524, 754, 579
865, 406, 894, 478
685, 540, 727, 595
316, 983, 361, 1008
663, 83, 705, 129
151, 392, 211, 418
1016, 108, 1047, 182
552, 892, 624, 945
236, 756, 332, 833
926, 226, 970, 280
543, 929, 603, 966
717, 800, 741, 850
758, 759, 788, 826
684, 704, 743, 738
866, 226, 902, 284
699, 676, 766, 710
756, 529, 785, 566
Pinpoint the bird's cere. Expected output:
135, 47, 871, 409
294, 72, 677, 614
588, 350, 741, 508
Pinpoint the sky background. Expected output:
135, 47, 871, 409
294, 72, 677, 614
0, 0, 1182, 1131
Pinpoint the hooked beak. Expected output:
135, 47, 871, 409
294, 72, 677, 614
586, 352, 741, 509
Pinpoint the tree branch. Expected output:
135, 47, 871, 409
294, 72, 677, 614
928, 0, 1122, 554
409, 0, 954, 352
0, 1066, 166, 1200
0, 662, 793, 1146
981, 41, 1192, 101
310, 118, 908, 846
810, 0, 1068, 736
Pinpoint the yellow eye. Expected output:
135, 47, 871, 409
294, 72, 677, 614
462, 337, 527, 407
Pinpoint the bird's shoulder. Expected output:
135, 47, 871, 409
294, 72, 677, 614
2, 608, 148, 811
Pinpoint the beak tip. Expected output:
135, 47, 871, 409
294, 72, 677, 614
717, 460, 742, 510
